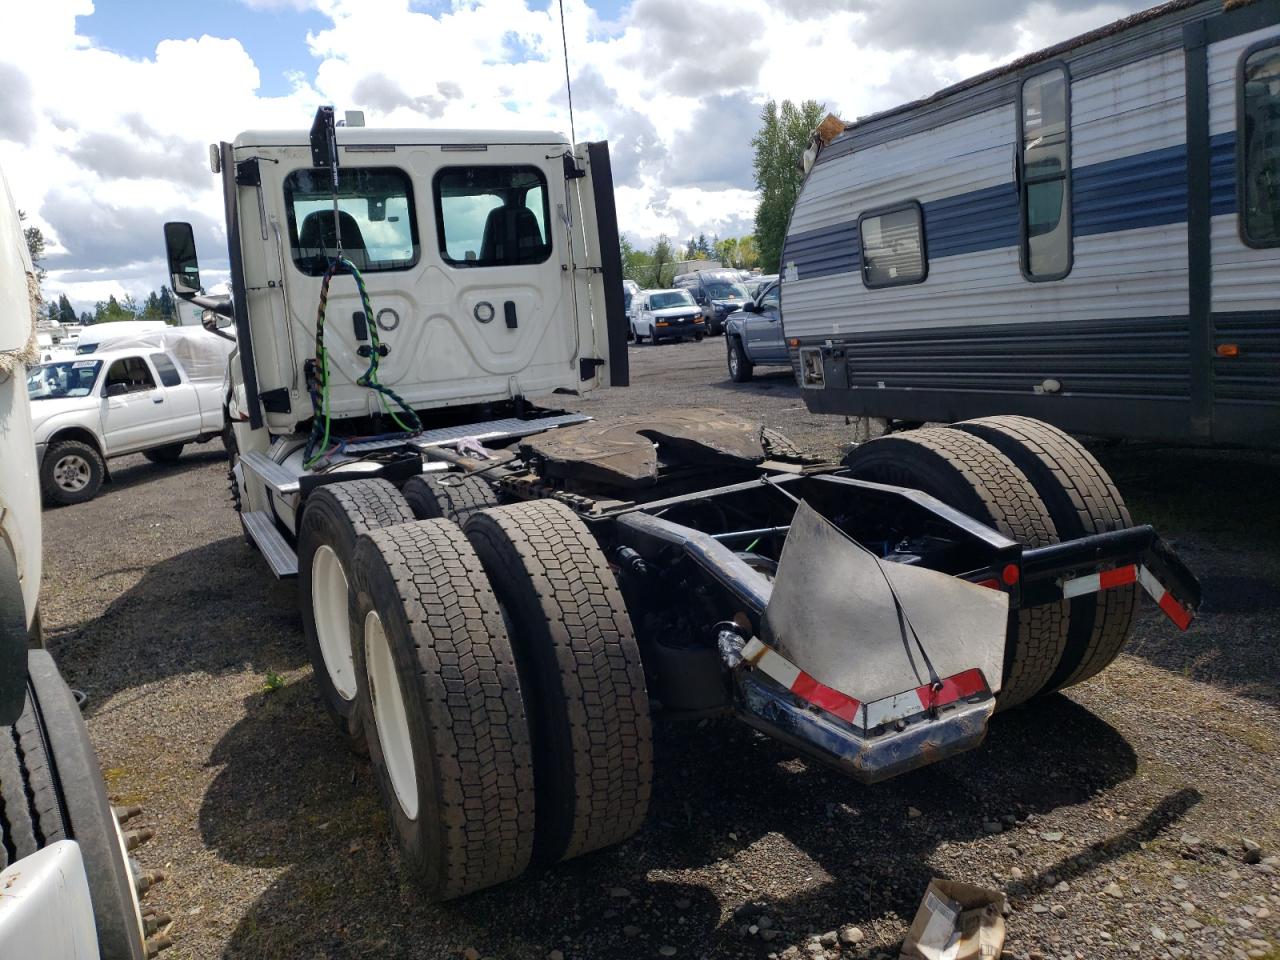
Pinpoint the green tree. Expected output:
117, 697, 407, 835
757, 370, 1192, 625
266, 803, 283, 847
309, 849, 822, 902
18, 210, 46, 287
751, 98, 826, 272
158, 286, 176, 323
78, 311, 93, 325
94, 295, 136, 323
619, 236, 654, 285
45, 301, 60, 323
650, 236, 676, 289
57, 293, 76, 324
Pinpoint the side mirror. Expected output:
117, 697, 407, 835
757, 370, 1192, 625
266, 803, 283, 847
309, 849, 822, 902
105, 382, 129, 397
164, 222, 201, 298
741, 301, 760, 313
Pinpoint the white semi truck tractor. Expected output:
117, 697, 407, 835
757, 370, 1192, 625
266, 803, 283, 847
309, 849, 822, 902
0, 166, 167, 958
165, 107, 1201, 900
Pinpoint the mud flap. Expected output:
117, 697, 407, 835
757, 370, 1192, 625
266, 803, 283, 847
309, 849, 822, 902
733, 502, 1010, 782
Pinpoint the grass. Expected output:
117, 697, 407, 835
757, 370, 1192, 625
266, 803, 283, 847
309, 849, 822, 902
262, 669, 286, 693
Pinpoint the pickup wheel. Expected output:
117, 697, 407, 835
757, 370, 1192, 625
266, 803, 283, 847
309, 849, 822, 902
40, 439, 104, 506
350, 520, 534, 899
142, 443, 184, 464
843, 427, 1068, 710
464, 500, 652, 866
728, 336, 754, 382
954, 416, 1139, 693
297, 479, 415, 750
403, 474, 499, 524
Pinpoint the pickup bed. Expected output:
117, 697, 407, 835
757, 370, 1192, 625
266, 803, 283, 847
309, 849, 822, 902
27, 346, 225, 505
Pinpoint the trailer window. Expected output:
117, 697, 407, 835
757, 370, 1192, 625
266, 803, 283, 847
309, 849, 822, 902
1239, 43, 1280, 247
1019, 67, 1072, 279
284, 167, 419, 277
433, 166, 551, 267
859, 203, 926, 288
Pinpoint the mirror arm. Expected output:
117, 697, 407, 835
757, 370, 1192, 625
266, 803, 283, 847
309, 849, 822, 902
175, 290, 235, 318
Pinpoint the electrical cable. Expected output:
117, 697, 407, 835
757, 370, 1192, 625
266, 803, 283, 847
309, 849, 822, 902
557, 0, 576, 145
303, 256, 422, 469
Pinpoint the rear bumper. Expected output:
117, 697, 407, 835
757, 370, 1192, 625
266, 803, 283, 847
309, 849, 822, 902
735, 669, 994, 783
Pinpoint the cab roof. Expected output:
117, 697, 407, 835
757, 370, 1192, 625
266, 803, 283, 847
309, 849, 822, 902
233, 127, 570, 149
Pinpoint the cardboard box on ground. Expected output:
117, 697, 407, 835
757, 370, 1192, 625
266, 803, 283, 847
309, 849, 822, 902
899, 879, 1006, 960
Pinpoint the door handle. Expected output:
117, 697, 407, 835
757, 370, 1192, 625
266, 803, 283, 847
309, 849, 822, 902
152, 395, 164, 404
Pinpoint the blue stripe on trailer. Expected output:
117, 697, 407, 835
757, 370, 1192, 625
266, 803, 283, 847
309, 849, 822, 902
784, 133, 1240, 281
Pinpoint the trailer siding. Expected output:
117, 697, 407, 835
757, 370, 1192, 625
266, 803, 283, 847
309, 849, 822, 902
782, 1, 1279, 445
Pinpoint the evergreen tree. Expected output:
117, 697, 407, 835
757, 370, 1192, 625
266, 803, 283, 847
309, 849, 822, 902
57, 293, 76, 324
751, 99, 826, 272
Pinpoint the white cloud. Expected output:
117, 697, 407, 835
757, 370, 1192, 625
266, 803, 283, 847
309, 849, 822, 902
0, 0, 1151, 310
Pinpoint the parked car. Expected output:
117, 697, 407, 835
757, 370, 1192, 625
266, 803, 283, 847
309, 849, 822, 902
671, 269, 750, 335
622, 279, 639, 321
725, 280, 788, 382
631, 289, 706, 344
27, 340, 229, 505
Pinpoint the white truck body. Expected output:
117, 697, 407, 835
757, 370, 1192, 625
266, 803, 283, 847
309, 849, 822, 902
0, 162, 104, 960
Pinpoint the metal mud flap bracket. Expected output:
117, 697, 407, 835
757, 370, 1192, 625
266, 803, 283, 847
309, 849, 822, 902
727, 502, 1010, 783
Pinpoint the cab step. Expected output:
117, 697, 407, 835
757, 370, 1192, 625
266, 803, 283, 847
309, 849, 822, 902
241, 511, 298, 578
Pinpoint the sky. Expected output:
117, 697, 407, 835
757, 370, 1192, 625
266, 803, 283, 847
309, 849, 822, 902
0, 0, 1152, 313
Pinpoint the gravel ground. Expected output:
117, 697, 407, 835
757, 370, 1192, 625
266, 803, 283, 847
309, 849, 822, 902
38, 337, 1280, 960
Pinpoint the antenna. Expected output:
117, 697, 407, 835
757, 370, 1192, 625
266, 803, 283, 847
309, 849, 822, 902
557, 0, 577, 145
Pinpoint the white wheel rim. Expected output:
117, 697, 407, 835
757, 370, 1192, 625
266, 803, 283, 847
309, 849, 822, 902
311, 545, 357, 699
53, 454, 91, 492
365, 610, 419, 821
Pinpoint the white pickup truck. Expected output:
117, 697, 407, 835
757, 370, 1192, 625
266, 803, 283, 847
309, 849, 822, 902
27, 334, 229, 505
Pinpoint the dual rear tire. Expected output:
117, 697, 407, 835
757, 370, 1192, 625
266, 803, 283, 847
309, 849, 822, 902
843, 417, 1137, 708
333, 494, 651, 899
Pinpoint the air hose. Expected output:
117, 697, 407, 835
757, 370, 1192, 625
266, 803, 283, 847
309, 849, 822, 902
303, 256, 422, 469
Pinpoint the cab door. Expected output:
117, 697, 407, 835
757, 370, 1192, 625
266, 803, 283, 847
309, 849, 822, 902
745, 282, 786, 362
99, 356, 170, 454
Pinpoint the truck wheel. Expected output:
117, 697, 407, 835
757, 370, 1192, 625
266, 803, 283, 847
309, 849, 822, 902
403, 474, 499, 524
24, 651, 148, 959
350, 520, 534, 899
464, 499, 652, 865
142, 443, 184, 464
40, 439, 104, 506
728, 336, 754, 382
954, 415, 1139, 693
843, 427, 1068, 709
297, 479, 415, 750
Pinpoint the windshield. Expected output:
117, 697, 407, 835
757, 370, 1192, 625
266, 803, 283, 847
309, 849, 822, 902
705, 281, 747, 300
27, 360, 102, 400
650, 291, 695, 309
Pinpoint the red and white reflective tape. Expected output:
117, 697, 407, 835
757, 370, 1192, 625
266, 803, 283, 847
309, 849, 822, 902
741, 637, 861, 722
1137, 566, 1194, 630
1061, 563, 1138, 598
1057, 563, 1194, 630
741, 638, 989, 728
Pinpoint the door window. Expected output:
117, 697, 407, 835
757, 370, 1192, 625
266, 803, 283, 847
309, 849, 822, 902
1019, 66, 1072, 279
150, 353, 182, 387
1239, 42, 1280, 246
284, 167, 419, 277
433, 166, 551, 266
760, 284, 781, 310
103, 357, 157, 394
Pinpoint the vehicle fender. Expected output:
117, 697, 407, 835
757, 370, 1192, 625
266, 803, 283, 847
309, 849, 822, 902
0, 841, 101, 960
40, 418, 107, 458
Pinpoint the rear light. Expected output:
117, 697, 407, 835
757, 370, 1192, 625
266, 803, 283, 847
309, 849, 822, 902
1216, 343, 1240, 357
1001, 563, 1020, 586
788, 338, 800, 348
